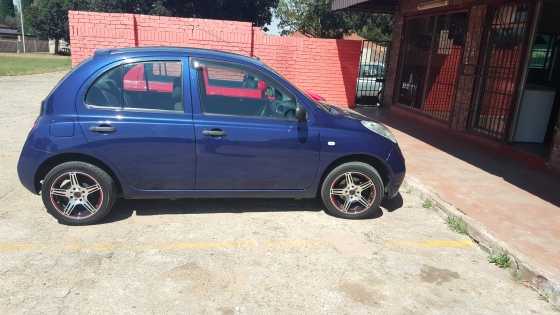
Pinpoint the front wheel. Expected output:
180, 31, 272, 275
41, 161, 117, 225
320, 162, 384, 219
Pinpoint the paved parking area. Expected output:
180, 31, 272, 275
0, 73, 556, 314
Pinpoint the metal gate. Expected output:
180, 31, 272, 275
422, 13, 468, 122
355, 40, 390, 106
471, 1, 534, 139
396, 12, 468, 122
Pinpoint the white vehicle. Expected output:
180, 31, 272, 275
356, 63, 385, 106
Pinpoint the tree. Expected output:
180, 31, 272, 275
353, 14, 393, 43
25, 0, 279, 53
275, 0, 351, 38
0, 0, 15, 20
76, 0, 278, 26
25, 0, 75, 53
275, 0, 392, 41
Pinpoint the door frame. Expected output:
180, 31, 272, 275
467, 0, 538, 141
75, 55, 197, 196
393, 9, 470, 125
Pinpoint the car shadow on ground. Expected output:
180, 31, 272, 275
102, 193, 404, 224
356, 107, 560, 208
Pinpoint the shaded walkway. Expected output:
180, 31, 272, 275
358, 106, 560, 286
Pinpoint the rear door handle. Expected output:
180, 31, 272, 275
202, 129, 226, 137
89, 124, 116, 133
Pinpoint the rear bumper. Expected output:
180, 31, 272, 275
17, 145, 49, 195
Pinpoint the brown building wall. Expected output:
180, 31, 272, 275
551, 119, 560, 172
450, 4, 486, 131
383, 10, 403, 107
386, 0, 560, 170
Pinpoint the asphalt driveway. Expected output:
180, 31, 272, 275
0, 72, 556, 314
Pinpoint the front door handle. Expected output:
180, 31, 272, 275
202, 129, 226, 137
90, 124, 116, 133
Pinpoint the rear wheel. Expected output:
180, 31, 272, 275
321, 162, 384, 219
41, 161, 117, 225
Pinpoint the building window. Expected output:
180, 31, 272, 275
529, 34, 556, 71
397, 12, 468, 122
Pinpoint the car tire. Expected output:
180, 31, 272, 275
41, 161, 117, 225
321, 162, 384, 219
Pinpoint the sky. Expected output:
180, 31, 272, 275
265, 11, 283, 35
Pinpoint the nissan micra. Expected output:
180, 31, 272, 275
17, 47, 405, 225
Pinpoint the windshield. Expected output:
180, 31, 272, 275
261, 63, 318, 100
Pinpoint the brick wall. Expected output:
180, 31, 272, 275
68, 11, 361, 107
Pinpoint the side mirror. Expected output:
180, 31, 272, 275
295, 106, 307, 122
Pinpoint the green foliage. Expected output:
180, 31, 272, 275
0, 0, 15, 19
276, 0, 351, 38
488, 251, 511, 269
24, 0, 279, 46
354, 14, 393, 42
26, 0, 74, 42
446, 216, 468, 235
422, 199, 433, 209
275, 0, 392, 40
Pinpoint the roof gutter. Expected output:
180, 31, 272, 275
331, 0, 398, 13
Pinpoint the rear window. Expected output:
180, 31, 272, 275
85, 61, 183, 112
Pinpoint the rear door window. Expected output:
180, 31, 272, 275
85, 61, 183, 112
85, 66, 123, 108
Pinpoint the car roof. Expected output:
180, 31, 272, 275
93, 46, 264, 67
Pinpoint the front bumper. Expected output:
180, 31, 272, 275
385, 144, 406, 199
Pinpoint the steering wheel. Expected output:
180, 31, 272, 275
261, 100, 296, 119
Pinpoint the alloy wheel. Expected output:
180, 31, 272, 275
329, 171, 376, 214
49, 171, 104, 219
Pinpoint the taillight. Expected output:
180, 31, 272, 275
39, 100, 45, 116
32, 118, 40, 129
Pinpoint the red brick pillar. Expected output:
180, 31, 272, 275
450, 5, 487, 130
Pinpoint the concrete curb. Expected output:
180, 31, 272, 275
402, 177, 560, 309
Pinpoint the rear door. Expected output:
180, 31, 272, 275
190, 58, 320, 190
77, 58, 196, 191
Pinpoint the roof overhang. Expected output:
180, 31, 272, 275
331, 0, 398, 13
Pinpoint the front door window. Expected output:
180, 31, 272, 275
194, 59, 299, 121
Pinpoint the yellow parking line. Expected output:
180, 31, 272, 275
386, 239, 473, 249
0, 239, 473, 253
0, 239, 326, 253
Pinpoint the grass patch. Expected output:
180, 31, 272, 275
422, 199, 433, 209
0, 53, 70, 76
488, 251, 511, 269
447, 215, 468, 235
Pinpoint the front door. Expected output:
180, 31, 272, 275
471, 1, 534, 139
77, 59, 196, 191
190, 58, 320, 190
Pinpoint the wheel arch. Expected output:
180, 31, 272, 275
317, 154, 391, 197
34, 153, 123, 195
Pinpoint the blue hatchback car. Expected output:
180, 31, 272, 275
17, 47, 405, 225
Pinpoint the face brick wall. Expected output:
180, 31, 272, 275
68, 11, 361, 107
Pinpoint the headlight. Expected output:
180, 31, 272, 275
361, 120, 397, 143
